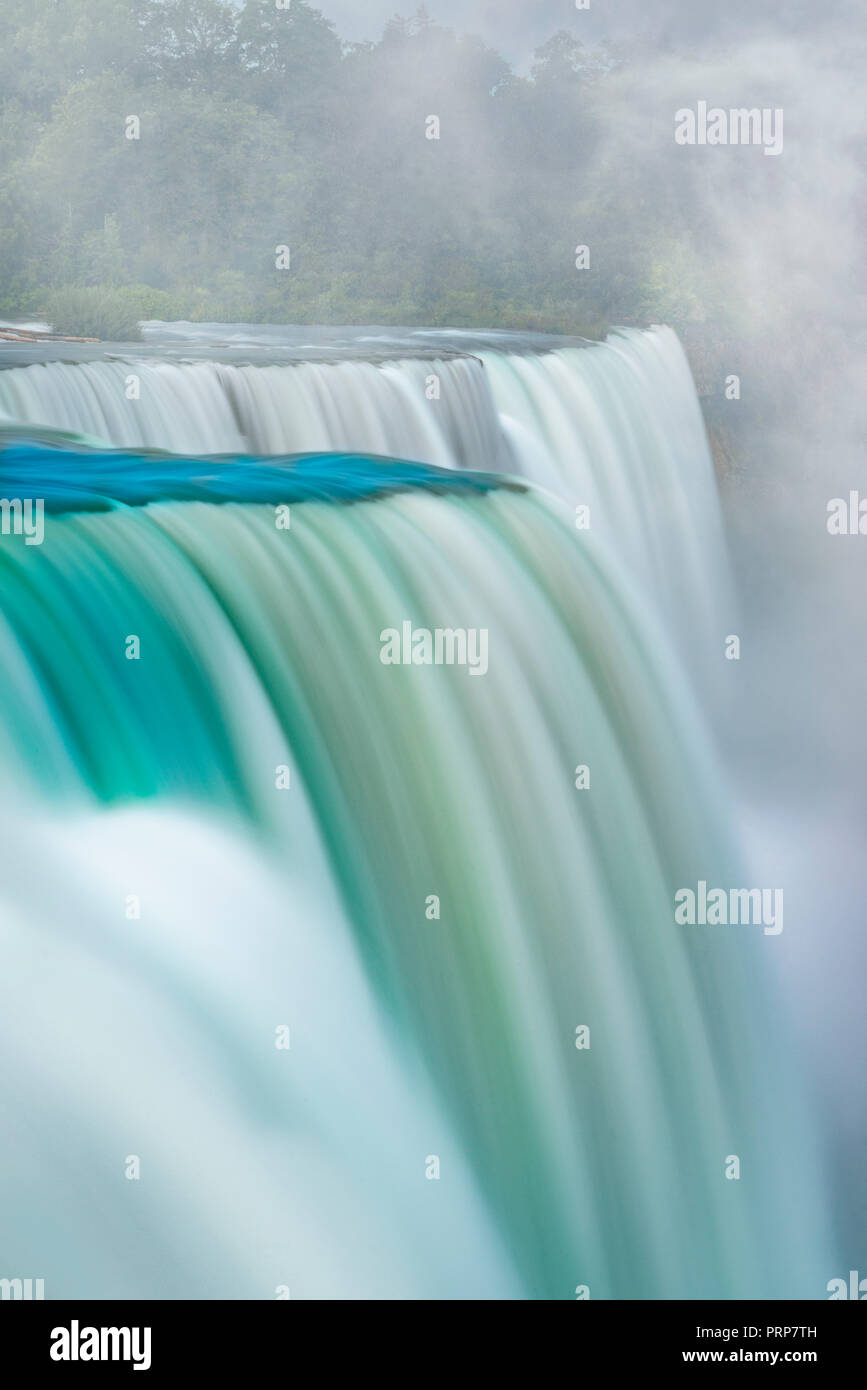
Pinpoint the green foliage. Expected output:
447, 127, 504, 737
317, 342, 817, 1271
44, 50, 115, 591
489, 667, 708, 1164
42, 285, 175, 340
0, 1, 723, 336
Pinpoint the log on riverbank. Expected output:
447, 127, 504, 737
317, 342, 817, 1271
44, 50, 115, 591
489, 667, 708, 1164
0, 328, 100, 343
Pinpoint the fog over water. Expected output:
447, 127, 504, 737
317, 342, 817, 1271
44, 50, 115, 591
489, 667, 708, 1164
0, 0, 864, 1295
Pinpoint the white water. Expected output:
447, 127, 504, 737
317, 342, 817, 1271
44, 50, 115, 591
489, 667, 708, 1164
0, 323, 807, 1301
0, 483, 833, 1298
0, 325, 731, 663
0, 803, 520, 1298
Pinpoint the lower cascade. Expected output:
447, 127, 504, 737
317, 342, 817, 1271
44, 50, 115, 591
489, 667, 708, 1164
0, 325, 832, 1298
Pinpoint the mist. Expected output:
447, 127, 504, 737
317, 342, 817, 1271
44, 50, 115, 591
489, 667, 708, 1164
0, 0, 864, 1298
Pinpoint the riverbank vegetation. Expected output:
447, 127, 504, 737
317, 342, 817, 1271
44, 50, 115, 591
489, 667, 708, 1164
0, 1, 734, 341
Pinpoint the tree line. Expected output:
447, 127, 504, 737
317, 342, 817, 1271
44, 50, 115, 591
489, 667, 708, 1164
0, 0, 731, 337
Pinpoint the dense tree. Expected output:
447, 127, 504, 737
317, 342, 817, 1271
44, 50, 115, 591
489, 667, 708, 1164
231, 0, 342, 122
139, 0, 237, 88
0, 0, 724, 334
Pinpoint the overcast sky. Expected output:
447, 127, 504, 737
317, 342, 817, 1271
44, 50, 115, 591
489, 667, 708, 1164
317, 0, 848, 68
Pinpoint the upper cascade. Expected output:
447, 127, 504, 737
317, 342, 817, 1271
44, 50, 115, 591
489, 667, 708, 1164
0, 324, 732, 667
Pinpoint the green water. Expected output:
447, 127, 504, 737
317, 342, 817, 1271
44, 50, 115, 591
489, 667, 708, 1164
0, 478, 832, 1297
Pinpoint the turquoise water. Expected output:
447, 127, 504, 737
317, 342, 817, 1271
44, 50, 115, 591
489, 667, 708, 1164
0, 330, 833, 1295
0, 333, 834, 1298
0, 434, 518, 510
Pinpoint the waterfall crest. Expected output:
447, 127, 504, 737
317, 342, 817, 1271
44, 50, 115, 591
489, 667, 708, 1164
0, 326, 831, 1298
0, 327, 730, 657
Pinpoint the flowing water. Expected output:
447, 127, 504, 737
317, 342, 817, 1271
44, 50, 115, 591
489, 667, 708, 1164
0, 325, 832, 1298
0, 327, 729, 660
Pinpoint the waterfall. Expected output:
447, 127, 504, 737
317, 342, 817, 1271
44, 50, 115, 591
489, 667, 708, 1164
0, 327, 832, 1299
0, 327, 729, 659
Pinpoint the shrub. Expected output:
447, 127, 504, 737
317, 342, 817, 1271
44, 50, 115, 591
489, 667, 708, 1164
42, 285, 173, 340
